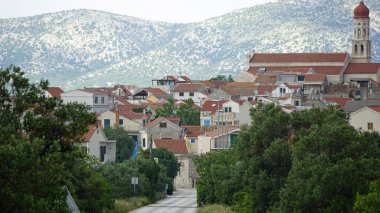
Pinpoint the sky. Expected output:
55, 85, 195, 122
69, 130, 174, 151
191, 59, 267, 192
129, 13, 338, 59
0, 0, 275, 23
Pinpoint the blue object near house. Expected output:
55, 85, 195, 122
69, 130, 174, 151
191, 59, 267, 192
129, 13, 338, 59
131, 139, 138, 160
204, 120, 210, 126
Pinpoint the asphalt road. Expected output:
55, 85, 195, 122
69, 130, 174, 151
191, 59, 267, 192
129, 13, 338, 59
130, 188, 197, 213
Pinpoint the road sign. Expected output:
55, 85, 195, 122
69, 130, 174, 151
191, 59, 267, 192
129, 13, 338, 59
132, 177, 138, 185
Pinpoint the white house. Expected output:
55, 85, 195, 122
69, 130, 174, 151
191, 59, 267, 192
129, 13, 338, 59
197, 127, 240, 154
80, 125, 116, 162
61, 89, 111, 113
350, 106, 380, 132
171, 83, 208, 104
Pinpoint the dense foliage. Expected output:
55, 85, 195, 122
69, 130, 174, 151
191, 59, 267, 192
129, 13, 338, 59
156, 98, 200, 125
100, 149, 178, 201
152, 148, 181, 195
209, 74, 234, 82
195, 103, 380, 212
0, 66, 113, 212
103, 127, 135, 162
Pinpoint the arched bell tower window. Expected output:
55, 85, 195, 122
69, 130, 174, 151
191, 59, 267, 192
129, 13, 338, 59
361, 45, 364, 52
355, 45, 358, 52
363, 29, 366, 36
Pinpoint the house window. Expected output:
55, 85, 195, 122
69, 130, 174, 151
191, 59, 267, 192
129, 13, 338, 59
191, 138, 196, 144
143, 138, 146, 147
94, 96, 98, 104
104, 119, 111, 128
294, 100, 300, 106
204, 120, 210, 126
179, 92, 184, 97
101, 97, 105, 104
297, 75, 305, 82
224, 107, 232, 112
280, 88, 286, 94
248, 97, 254, 101
368, 122, 373, 131
159, 122, 167, 128
119, 119, 123, 126
189, 92, 194, 97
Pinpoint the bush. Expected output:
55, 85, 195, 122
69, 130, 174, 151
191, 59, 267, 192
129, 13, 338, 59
198, 204, 236, 213
107, 197, 150, 213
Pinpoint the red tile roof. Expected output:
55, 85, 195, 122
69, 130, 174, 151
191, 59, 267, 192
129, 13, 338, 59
179, 76, 191, 82
248, 66, 344, 76
172, 83, 205, 92
47, 87, 64, 98
304, 74, 327, 82
254, 75, 278, 84
144, 117, 179, 129
201, 100, 228, 112
183, 126, 207, 137
154, 139, 188, 154
145, 87, 168, 95
82, 125, 97, 142
324, 98, 354, 108
345, 63, 380, 74
249, 53, 348, 63
248, 67, 312, 75
257, 85, 276, 95
369, 106, 380, 113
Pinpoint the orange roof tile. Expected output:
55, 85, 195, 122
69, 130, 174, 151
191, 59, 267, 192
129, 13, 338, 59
47, 87, 64, 98
369, 106, 380, 113
183, 125, 207, 137
82, 125, 97, 142
154, 139, 188, 154
145, 87, 168, 95
250, 53, 348, 63
249, 66, 343, 75
172, 83, 205, 92
201, 100, 228, 112
345, 63, 380, 74
324, 98, 354, 108
304, 74, 327, 82
257, 85, 276, 95
254, 75, 278, 84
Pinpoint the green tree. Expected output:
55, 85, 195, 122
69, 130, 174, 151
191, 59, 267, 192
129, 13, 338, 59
235, 103, 291, 212
355, 180, 380, 212
278, 108, 380, 212
195, 150, 241, 206
103, 127, 135, 162
176, 99, 200, 125
0, 66, 113, 212
156, 99, 176, 117
152, 148, 180, 194
209, 74, 234, 82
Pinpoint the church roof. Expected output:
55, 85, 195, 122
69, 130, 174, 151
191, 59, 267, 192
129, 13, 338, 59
354, 1, 369, 19
345, 63, 380, 74
249, 53, 348, 64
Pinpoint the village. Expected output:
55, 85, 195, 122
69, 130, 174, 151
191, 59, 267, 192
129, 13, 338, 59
47, 39, 380, 191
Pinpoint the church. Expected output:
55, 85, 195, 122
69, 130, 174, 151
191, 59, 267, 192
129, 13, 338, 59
242, 0, 379, 100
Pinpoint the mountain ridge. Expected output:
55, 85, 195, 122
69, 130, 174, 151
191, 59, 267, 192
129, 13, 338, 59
0, 0, 379, 89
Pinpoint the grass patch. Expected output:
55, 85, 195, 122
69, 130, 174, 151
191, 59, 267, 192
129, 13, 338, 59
198, 204, 236, 213
107, 197, 150, 213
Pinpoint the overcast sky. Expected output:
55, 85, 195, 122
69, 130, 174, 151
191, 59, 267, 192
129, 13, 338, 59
0, 0, 275, 23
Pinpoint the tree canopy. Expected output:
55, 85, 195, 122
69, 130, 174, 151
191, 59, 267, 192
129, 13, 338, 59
195, 103, 380, 212
0, 66, 113, 212
156, 98, 200, 126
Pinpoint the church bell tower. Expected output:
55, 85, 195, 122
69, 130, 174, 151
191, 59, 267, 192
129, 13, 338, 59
352, 0, 371, 63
